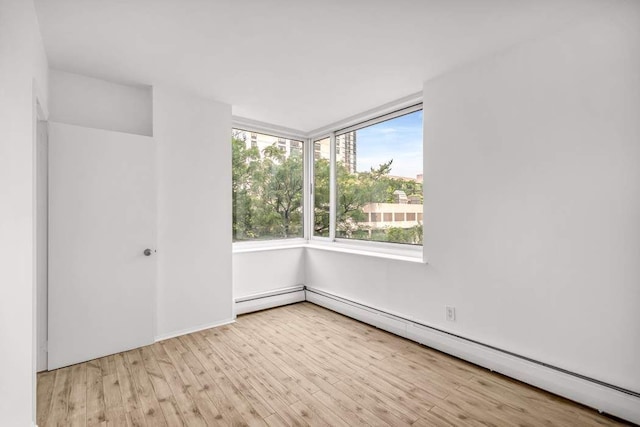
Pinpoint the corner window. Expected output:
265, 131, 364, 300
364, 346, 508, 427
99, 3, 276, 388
232, 101, 423, 254
232, 129, 304, 242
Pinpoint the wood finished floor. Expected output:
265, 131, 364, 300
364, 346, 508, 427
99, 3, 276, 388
37, 302, 628, 427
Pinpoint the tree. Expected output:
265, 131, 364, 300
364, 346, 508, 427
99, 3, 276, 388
313, 158, 331, 237
232, 133, 260, 240
386, 225, 423, 245
232, 135, 304, 241
255, 145, 303, 238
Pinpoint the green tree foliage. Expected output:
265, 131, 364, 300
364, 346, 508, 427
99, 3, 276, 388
232, 134, 260, 240
313, 158, 331, 237
385, 225, 423, 245
233, 135, 423, 245
232, 133, 303, 241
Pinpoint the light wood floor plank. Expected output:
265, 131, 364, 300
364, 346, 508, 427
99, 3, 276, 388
36, 369, 56, 426
179, 347, 247, 425
102, 372, 123, 414
151, 341, 208, 426
85, 360, 106, 426
424, 406, 483, 427
47, 366, 72, 426
124, 349, 167, 426
230, 318, 322, 395
38, 302, 629, 427
240, 369, 310, 427
104, 406, 127, 426
125, 407, 147, 427
160, 339, 225, 425
263, 412, 289, 427
288, 401, 330, 427
139, 345, 185, 426
182, 337, 267, 426
332, 379, 414, 426
115, 353, 140, 414
68, 362, 87, 426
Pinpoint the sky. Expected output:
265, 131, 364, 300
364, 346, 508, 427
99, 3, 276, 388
355, 110, 423, 179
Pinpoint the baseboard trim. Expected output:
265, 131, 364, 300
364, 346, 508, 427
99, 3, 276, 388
305, 286, 640, 425
155, 318, 235, 342
235, 286, 305, 315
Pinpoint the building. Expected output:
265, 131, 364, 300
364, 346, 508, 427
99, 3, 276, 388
336, 131, 357, 173
361, 202, 423, 228
314, 131, 357, 173
235, 129, 303, 158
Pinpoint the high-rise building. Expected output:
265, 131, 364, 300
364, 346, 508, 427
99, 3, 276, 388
337, 131, 357, 173
314, 131, 357, 173
237, 128, 356, 172
235, 129, 303, 158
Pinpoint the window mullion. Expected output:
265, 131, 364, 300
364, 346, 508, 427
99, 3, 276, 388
304, 137, 312, 241
329, 132, 336, 241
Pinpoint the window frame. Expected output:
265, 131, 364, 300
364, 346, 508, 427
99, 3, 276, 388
231, 119, 309, 250
309, 135, 333, 242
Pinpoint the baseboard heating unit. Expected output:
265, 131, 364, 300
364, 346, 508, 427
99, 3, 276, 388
234, 285, 305, 315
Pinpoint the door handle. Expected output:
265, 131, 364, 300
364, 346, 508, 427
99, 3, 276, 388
144, 249, 153, 256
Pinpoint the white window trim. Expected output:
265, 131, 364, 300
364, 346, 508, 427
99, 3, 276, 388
308, 134, 332, 241
307, 91, 422, 140
329, 132, 337, 240
303, 134, 311, 241
232, 94, 425, 261
233, 116, 307, 142
233, 239, 423, 263
233, 238, 307, 253
334, 103, 423, 136
307, 240, 425, 263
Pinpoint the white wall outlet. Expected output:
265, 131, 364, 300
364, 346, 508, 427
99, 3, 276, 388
446, 306, 456, 321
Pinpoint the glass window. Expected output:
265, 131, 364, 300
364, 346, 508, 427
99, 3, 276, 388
336, 109, 423, 245
313, 137, 330, 237
232, 129, 304, 242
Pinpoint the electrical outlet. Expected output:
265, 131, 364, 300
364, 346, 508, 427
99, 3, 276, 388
446, 306, 456, 321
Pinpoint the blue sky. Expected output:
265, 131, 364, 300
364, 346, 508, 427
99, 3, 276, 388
356, 110, 423, 179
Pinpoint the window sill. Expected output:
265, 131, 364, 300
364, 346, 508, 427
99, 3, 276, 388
232, 239, 307, 254
232, 239, 426, 263
306, 241, 425, 264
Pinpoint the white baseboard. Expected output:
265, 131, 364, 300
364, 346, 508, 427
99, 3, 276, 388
155, 318, 235, 342
235, 285, 305, 315
305, 286, 640, 425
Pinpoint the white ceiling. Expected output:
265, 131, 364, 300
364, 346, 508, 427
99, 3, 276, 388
35, 0, 609, 132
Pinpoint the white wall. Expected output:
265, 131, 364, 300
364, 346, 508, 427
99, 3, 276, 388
233, 248, 305, 298
36, 119, 48, 373
154, 87, 233, 339
0, 0, 49, 424
307, 0, 640, 395
49, 69, 152, 136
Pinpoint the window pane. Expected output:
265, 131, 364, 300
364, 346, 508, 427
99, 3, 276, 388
313, 137, 330, 237
232, 129, 304, 242
336, 109, 423, 245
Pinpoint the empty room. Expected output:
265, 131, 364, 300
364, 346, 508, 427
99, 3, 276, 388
1, 0, 639, 425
